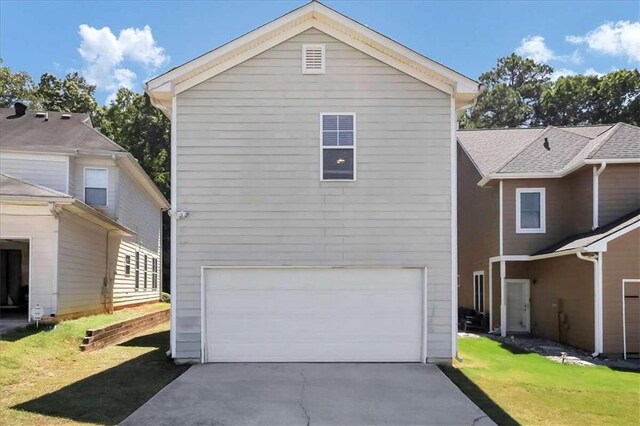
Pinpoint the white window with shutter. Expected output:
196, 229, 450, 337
302, 44, 325, 74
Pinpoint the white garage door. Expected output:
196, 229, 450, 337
203, 268, 424, 362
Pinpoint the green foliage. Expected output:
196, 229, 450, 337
462, 54, 640, 129
0, 59, 38, 107
462, 54, 553, 128
32, 72, 99, 116
161, 292, 171, 303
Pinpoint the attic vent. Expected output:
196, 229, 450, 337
35, 112, 46, 118
61, 113, 71, 119
302, 44, 325, 74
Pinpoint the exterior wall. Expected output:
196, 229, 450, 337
568, 167, 593, 232
0, 152, 68, 193
112, 170, 162, 307
602, 228, 640, 354
528, 256, 594, 351
457, 145, 498, 311
0, 204, 58, 316
71, 156, 118, 218
598, 164, 640, 226
56, 211, 110, 316
174, 29, 453, 360
503, 178, 584, 255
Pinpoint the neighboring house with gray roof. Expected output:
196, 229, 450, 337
0, 107, 169, 322
457, 122, 640, 358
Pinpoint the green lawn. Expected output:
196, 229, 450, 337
443, 336, 640, 425
0, 303, 188, 425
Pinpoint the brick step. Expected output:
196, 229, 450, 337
79, 309, 170, 352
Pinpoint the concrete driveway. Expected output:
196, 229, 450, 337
122, 363, 493, 426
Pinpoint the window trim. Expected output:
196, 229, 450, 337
473, 270, 485, 313
83, 167, 109, 207
144, 254, 148, 290
302, 44, 325, 74
319, 112, 357, 181
516, 187, 546, 234
152, 257, 158, 290
135, 251, 140, 290
125, 255, 131, 277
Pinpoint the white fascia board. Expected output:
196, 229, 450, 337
147, 1, 479, 112
586, 220, 640, 252
584, 158, 640, 164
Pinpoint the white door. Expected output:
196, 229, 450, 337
506, 279, 530, 333
203, 268, 424, 362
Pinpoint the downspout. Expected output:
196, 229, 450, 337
576, 251, 603, 356
592, 163, 606, 230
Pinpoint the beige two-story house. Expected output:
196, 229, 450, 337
0, 107, 170, 322
458, 123, 639, 358
146, 1, 481, 364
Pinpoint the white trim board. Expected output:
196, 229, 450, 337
515, 187, 546, 234
145, 1, 479, 116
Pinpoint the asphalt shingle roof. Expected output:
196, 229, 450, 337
534, 209, 640, 255
0, 173, 71, 198
458, 123, 638, 177
0, 108, 126, 154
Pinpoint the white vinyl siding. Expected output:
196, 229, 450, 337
0, 204, 58, 316
0, 152, 68, 193
175, 29, 453, 360
56, 212, 108, 316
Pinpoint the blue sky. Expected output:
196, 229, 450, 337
1, 1, 638, 103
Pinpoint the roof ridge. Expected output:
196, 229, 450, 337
0, 173, 72, 198
494, 126, 552, 173
585, 122, 624, 159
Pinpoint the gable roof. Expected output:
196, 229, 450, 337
145, 1, 480, 117
457, 123, 639, 185
0, 108, 126, 154
533, 209, 640, 256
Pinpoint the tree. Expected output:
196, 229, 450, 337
0, 59, 37, 108
462, 54, 554, 128
594, 69, 640, 126
539, 75, 600, 126
33, 72, 99, 116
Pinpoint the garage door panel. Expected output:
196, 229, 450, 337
204, 268, 423, 362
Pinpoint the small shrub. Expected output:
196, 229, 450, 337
161, 292, 171, 303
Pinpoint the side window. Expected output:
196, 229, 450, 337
516, 188, 546, 233
125, 255, 131, 277
321, 114, 355, 180
84, 168, 108, 206
473, 271, 484, 313
135, 251, 140, 290
144, 254, 148, 290
152, 257, 158, 290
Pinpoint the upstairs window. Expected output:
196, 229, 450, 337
84, 168, 108, 206
302, 44, 325, 74
516, 188, 546, 233
321, 114, 355, 181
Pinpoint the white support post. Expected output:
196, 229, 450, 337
500, 260, 507, 337
488, 259, 493, 332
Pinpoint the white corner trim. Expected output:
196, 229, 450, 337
450, 98, 458, 358
592, 163, 607, 230
499, 180, 504, 255
170, 94, 177, 359
515, 187, 546, 234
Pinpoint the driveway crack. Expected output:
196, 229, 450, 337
472, 414, 488, 425
299, 367, 311, 426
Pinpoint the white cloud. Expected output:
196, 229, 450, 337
567, 21, 640, 62
550, 68, 577, 81
516, 35, 555, 63
78, 24, 168, 101
584, 67, 604, 77
515, 35, 581, 64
